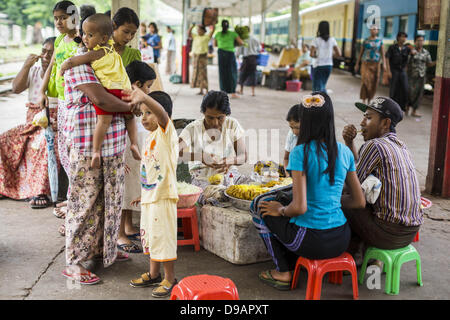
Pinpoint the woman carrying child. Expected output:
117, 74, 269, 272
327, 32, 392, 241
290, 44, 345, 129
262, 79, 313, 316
251, 92, 365, 290
60, 13, 141, 169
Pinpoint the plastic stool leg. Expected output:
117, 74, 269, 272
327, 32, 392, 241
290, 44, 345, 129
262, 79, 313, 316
305, 267, 316, 300
349, 266, 359, 300
416, 257, 423, 287
190, 209, 200, 251
359, 250, 373, 285
291, 261, 301, 290
312, 271, 324, 300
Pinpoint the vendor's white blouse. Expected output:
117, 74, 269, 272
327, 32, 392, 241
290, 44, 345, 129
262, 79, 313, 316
179, 116, 245, 178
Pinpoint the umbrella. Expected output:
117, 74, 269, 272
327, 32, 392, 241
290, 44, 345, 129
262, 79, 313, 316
44, 107, 58, 206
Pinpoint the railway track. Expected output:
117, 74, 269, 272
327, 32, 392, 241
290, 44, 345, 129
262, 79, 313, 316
0, 74, 16, 95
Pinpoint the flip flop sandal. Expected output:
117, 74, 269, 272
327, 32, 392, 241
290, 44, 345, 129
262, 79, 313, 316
117, 243, 142, 253
126, 233, 141, 241
53, 206, 67, 219
62, 269, 100, 285
258, 270, 291, 291
94, 252, 130, 262
30, 194, 51, 209
151, 279, 178, 298
130, 272, 162, 288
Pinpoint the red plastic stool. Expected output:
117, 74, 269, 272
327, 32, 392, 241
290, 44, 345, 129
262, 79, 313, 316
170, 275, 239, 300
177, 206, 200, 251
291, 252, 359, 300
413, 231, 419, 243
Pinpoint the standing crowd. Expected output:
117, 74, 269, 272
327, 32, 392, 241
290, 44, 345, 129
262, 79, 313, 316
0, 4, 427, 297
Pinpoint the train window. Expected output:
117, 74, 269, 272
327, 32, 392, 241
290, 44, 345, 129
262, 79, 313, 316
384, 17, 393, 38
399, 16, 408, 34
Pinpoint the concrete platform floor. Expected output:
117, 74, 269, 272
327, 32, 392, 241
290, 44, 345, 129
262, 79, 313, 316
0, 61, 449, 300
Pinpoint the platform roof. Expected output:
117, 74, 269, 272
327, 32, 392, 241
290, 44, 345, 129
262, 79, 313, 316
160, 0, 293, 17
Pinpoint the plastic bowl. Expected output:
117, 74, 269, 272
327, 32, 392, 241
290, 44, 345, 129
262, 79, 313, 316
177, 188, 203, 208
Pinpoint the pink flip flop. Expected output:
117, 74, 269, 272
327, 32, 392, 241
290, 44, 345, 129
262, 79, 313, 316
62, 270, 100, 285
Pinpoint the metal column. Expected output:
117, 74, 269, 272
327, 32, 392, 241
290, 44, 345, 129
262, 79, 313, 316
425, 0, 450, 197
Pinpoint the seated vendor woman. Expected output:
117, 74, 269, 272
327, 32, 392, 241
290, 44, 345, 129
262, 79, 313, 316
252, 92, 365, 290
0, 37, 57, 209
178, 90, 247, 185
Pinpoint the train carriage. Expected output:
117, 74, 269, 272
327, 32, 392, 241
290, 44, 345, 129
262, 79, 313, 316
252, 0, 438, 74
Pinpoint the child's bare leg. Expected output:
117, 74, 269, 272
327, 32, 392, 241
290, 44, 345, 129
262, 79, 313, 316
92, 114, 113, 168
150, 259, 161, 279
125, 116, 141, 161
162, 260, 175, 284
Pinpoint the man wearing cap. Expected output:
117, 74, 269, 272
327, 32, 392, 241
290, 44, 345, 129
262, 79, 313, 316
341, 97, 423, 261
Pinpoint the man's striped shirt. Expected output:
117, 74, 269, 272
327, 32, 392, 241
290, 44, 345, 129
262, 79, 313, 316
356, 132, 423, 227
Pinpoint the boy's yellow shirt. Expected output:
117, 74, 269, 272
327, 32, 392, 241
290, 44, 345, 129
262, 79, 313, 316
140, 120, 179, 204
91, 39, 131, 90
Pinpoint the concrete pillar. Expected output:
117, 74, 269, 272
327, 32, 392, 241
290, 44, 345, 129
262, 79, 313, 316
260, 0, 266, 44
289, 0, 299, 47
248, 0, 253, 35
111, 0, 139, 49
181, 0, 191, 83
426, 0, 450, 197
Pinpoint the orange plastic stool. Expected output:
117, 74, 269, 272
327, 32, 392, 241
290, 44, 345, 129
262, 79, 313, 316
291, 252, 359, 300
177, 206, 200, 251
170, 275, 240, 300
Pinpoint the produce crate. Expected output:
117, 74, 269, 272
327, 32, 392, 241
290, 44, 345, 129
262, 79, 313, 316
265, 69, 288, 90
286, 80, 302, 92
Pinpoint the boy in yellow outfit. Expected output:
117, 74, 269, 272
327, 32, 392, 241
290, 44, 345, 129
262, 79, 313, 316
60, 13, 141, 168
124, 86, 179, 298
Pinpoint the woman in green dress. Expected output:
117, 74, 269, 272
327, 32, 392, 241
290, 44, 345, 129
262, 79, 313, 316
214, 20, 243, 99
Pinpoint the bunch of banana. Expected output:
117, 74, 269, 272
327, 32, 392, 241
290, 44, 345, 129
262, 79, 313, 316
261, 177, 293, 189
226, 184, 271, 201
208, 174, 224, 185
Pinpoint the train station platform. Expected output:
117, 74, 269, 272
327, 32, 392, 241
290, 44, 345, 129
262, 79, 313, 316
0, 61, 449, 301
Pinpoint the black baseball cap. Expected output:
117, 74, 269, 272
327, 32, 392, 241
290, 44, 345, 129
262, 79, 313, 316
355, 97, 403, 131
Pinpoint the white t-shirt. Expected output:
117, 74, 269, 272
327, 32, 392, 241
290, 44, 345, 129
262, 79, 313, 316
167, 33, 176, 52
284, 129, 298, 153
311, 37, 337, 67
179, 116, 245, 178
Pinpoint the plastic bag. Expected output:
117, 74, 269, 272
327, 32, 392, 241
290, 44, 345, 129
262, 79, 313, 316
361, 174, 382, 204
141, 46, 154, 63
32, 109, 48, 128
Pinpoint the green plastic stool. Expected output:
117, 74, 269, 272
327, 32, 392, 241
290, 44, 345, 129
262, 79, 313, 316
358, 244, 423, 295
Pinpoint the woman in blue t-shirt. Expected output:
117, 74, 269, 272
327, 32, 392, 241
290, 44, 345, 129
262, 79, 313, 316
147, 22, 162, 63
252, 92, 365, 290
